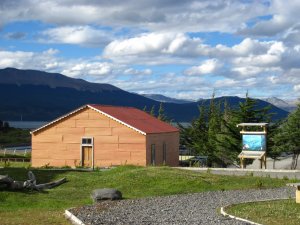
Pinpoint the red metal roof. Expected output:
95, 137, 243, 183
89, 104, 178, 134
31, 104, 179, 135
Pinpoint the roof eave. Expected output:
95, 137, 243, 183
30, 104, 89, 134
87, 105, 146, 136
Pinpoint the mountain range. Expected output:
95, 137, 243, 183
141, 94, 195, 104
0, 68, 289, 122
143, 93, 298, 112
263, 97, 298, 112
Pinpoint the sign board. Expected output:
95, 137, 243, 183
242, 134, 266, 151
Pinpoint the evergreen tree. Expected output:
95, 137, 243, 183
179, 92, 273, 167
236, 92, 272, 123
273, 104, 300, 169
150, 105, 155, 116
191, 105, 209, 156
157, 103, 169, 122
143, 106, 147, 112
215, 93, 272, 167
207, 93, 222, 166
178, 105, 208, 159
268, 121, 283, 169
215, 99, 241, 166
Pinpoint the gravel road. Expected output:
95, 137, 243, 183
70, 187, 295, 225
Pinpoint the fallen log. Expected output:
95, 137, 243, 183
0, 171, 67, 191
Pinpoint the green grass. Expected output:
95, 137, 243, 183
226, 199, 300, 225
0, 165, 290, 225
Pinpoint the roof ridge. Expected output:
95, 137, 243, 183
31, 104, 178, 135
88, 104, 138, 109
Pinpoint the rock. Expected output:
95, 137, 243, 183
91, 188, 122, 202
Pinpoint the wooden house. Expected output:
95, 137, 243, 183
31, 104, 179, 168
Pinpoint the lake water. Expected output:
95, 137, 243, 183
7, 121, 48, 129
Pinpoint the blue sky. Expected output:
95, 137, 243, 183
0, 0, 299, 101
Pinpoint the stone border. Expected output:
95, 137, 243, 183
65, 209, 85, 225
176, 167, 300, 179
220, 206, 262, 225
220, 198, 291, 225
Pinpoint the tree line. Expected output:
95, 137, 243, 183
177, 93, 300, 169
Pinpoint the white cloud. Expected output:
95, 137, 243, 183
231, 66, 264, 77
103, 32, 211, 64
0, 49, 116, 79
238, 0, 300, 37
0, 0, 268, 33
104, 32, 207, 57
124, 68, 152, 76
0, 49, 60, 70
40, 26, 111, 46
61, 62, 114, 78
184, 59, 220, 75
214, 79, 238, 88
293, 84, 300, 92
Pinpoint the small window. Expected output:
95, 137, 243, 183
151, 144, 156, 165
163, 143, 167, 164
82, 137, 93, 145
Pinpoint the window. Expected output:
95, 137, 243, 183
151, 144, 156, 165
163, 143, 167, 164
82, 137, 93, 145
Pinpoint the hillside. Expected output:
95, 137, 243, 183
0, 68, 289, 122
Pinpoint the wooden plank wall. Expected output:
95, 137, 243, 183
32, 107, 146, 167
146, 132, 179, 166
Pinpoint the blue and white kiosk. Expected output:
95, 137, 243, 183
237, 123, 268, 169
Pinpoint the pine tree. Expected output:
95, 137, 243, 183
157, 103, 169, 122
191, 105, 209, 156
143, 106, 147, 112
273, 104, 300, 169
237, 92, 272, 123
207, 93, 222, 166
150, 105, 155, 116
268, 121, 283, 169
179, 92, 274, 167
215, 99, 241, 166
215, 93, 272, 167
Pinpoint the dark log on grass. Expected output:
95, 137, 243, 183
0, 171, 67, 191
34, 178, 67, 191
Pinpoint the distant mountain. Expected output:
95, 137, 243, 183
0, 67, 119, 92
263, 97, 297, 112
142, 94, 194, 104
0, 68, 289, 122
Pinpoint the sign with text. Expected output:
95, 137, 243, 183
242, 134, 266, 151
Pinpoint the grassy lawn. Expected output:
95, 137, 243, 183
0, 165, 290, 225
226, 199, 300, 225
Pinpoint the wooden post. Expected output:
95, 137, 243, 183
296, 186, 300, 204
240, 158, 246, 169
260, 159, 262, 169
264, 154, 267, 169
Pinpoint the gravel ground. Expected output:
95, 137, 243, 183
70, 187, 295, 225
